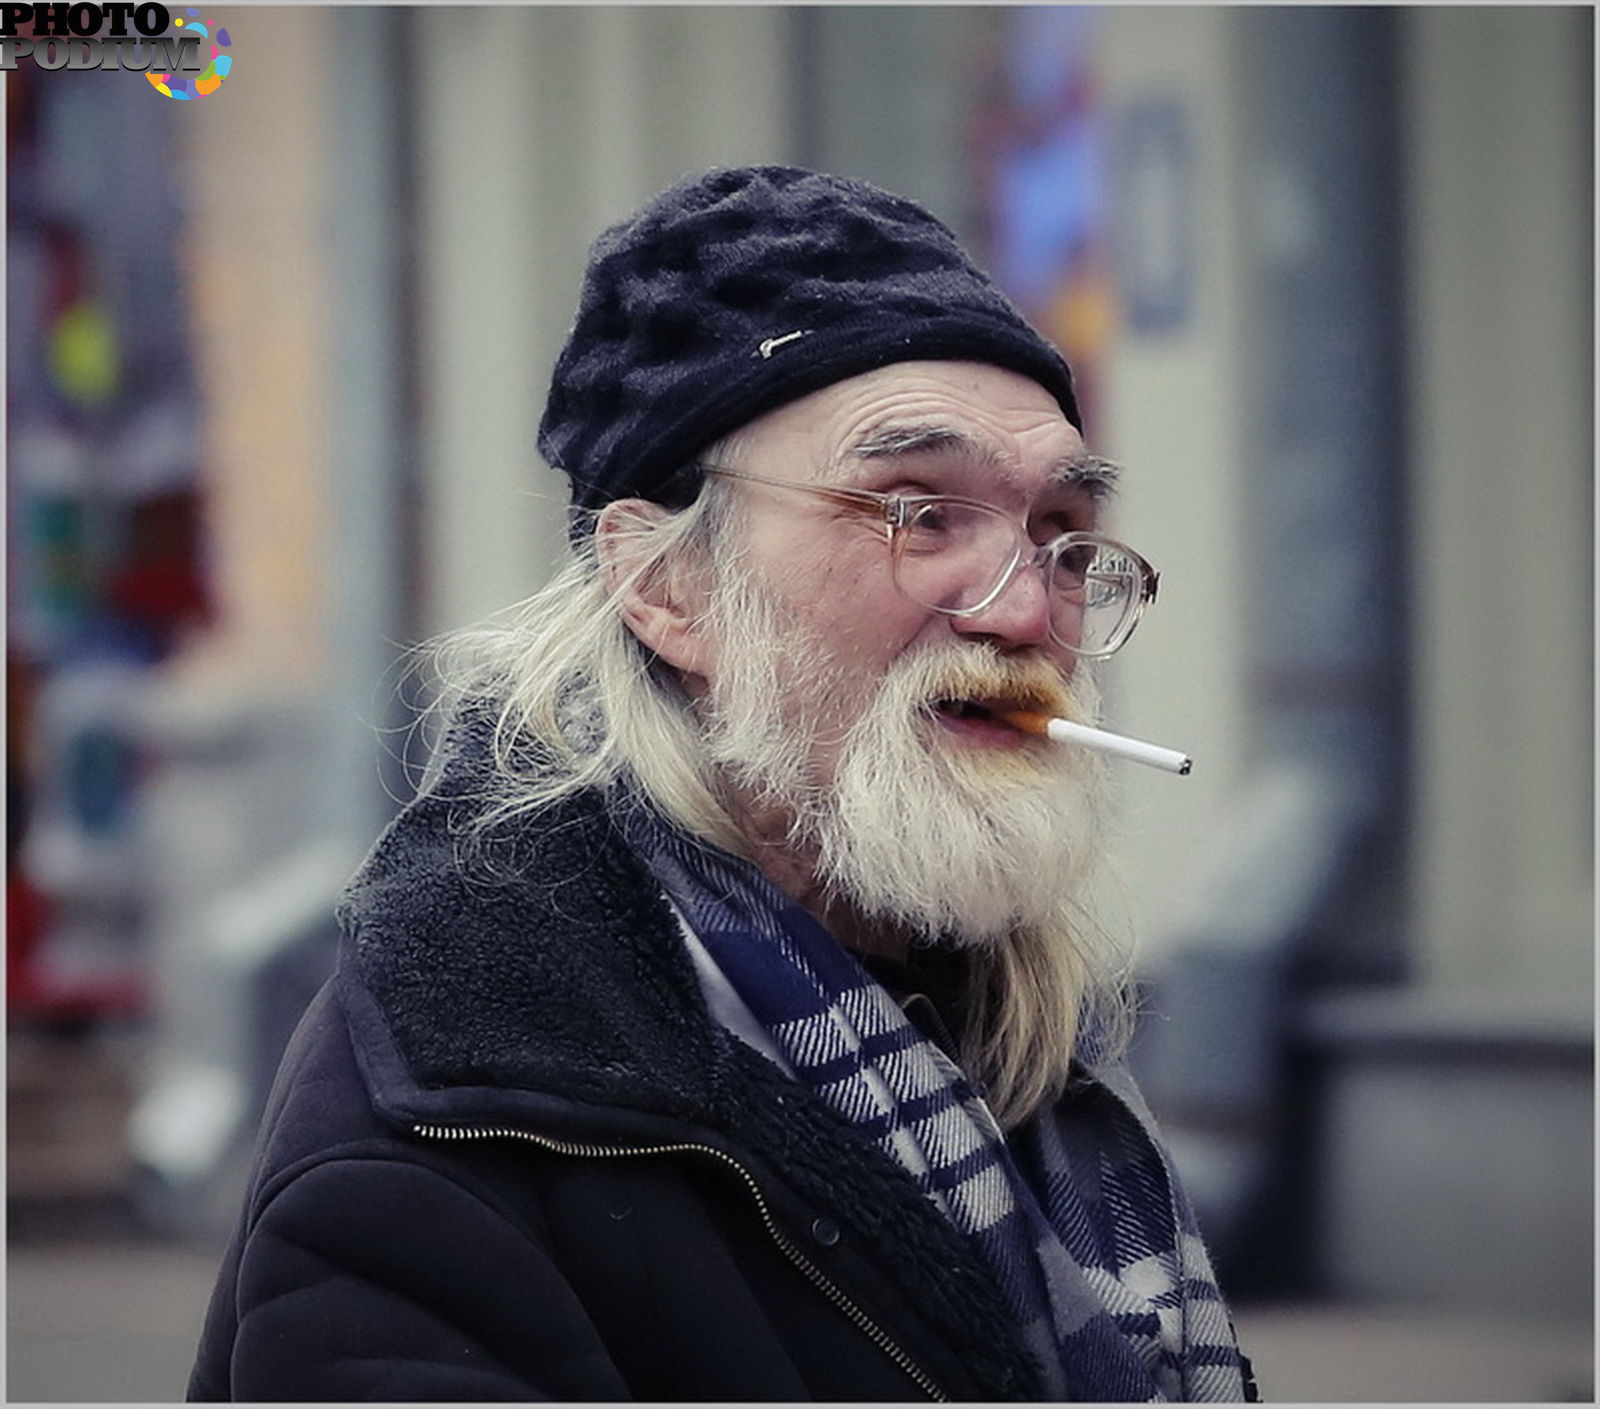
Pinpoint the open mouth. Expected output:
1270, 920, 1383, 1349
936, 698, 997, 722
932, 695, 1047, 743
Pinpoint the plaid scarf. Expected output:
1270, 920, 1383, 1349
627, 807, 1253, 1402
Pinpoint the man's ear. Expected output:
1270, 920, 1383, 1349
594, 498, 715, 684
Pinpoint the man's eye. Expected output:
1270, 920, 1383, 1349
912, 501, 955, 534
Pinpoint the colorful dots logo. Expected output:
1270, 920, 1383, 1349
147, 8, 229, 99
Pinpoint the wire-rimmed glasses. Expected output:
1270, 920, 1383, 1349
699, 463, 1159, 658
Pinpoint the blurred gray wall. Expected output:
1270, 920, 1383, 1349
412, 6, 799, 634
1095, 4, 1591, 1316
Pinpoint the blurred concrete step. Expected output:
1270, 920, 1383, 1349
8, 1232, 226, 1403
1303, 991, 1593, 1319
1234, 1300, 1593, 1402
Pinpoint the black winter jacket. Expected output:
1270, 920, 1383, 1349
188, 732, 1051, 1401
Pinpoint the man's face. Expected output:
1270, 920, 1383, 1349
700, 359, 1101, 779
688, 360, 1114, 944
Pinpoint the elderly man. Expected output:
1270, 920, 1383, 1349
189, 166, 1254, 1403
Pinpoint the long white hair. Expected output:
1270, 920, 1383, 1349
416, 474, 1133, 1127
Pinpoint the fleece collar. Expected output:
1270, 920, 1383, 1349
336, 722, 734, 1135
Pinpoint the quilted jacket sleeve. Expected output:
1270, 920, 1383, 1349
211, 1153, 632, 1402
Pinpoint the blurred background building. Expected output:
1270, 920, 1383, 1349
7, 5, 1593, 1401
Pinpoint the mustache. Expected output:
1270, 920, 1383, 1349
886, 645, 1087, 724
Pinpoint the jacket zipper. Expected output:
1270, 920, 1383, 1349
411, 1121, 947, 1402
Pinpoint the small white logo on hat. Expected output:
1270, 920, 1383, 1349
756, 330, 811, 359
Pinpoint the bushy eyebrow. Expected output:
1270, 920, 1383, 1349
1060, 454, 1121, 502
848, 423, 974, 461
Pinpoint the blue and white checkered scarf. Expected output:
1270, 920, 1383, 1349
628, 808, 1253, 1402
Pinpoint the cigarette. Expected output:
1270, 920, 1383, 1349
998, 709, 1193, 776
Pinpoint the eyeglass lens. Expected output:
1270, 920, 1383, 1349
894, 500, 1141, 655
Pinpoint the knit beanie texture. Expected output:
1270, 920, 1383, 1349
539, 165, 1080, 528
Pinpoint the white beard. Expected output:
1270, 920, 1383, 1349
700, 565, 1113, 948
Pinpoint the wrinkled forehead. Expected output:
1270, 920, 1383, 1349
726, 360, 1105, 499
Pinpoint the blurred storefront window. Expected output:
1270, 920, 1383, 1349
8, 66, 208, 1032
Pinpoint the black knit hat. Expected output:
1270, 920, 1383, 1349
539, 165, 1081, 529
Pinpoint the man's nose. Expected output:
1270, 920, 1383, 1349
949, 557, 1055, 651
